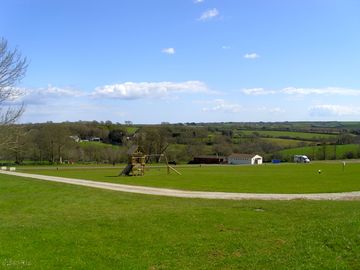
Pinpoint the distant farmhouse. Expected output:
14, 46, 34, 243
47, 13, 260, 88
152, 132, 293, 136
69, 135, 80, 142
192, 155, 227, 164
89, 137, 101, 142
190, 154, 263, 165
227, 154, 263, 165
70, 136, 101, 143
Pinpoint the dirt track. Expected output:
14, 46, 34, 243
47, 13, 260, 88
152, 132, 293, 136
1, 170, 360, 201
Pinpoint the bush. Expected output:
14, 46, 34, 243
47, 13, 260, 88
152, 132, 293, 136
343, 151, 354, 159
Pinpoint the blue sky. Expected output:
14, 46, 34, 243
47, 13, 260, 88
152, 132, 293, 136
1, 0, 360, 123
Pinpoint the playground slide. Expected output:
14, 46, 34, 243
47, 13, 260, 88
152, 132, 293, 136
120, 164, 133, 176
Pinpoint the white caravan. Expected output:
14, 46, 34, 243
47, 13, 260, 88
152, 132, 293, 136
294, 155, 310, 163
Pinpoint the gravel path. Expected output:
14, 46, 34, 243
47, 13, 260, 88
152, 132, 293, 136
1, 170, 360, 201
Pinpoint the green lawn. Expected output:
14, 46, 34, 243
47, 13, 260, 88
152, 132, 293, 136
19, 163, 360, 194
1, 174, 360, 269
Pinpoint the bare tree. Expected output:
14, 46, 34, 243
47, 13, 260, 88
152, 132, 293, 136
0, 38, 27, 151
0, 37, 27, 125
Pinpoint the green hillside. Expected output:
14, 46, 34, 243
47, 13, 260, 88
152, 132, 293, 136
278, 144, 360, 161
238, 130, 338, 140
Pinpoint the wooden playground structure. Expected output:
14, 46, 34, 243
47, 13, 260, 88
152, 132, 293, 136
119, 145, 181, 176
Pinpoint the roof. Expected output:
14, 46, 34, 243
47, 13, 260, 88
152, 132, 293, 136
194, 155, 227, 159
127, 145, 139, 155
228, 154, 262, 159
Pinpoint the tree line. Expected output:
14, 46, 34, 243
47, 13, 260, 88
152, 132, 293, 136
1, 121, 359, 165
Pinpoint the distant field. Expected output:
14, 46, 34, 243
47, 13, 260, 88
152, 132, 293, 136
19, 163, 360, 194
238, 130, 338, 140
167, 143, 187, 153
230, 137, 309, 148
168, 143, 213, 156
279, 144, 360, 160
124, 126, 139, 134
1, 173, 360, 269
79, 141, 124, 150
260, 137, 310, 148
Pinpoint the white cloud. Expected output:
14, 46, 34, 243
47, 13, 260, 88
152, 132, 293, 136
241, 88, 276, 95
38, 85, 84, 97
162, 47, 175, 55
198, 8, 219, 21
256, 106, 285, 114
242, 87, 360, 96
94, 81, 209, 99
241, 87, 280, 96
1, 87, 26, 101
202, 99, 241, 113
282, 87, 360, 96
201, 101, 283, 114
194, 0, 204, 3
244, 53, 260, 59
309, 104, 360, 116
10, 85, 84, 105
221, 45, 231, 50
21, 98, 127, 123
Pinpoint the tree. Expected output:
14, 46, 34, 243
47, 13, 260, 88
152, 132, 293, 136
108, 128, 125, 144
6, 126, 29, 164
0, 37, 27, 125
41, 124, 73, 163
137, 127, 168, 162
0, 38, 27, 152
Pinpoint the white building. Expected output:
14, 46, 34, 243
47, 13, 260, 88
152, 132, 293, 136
228, 154, 263, 165
69, 135, 80, 142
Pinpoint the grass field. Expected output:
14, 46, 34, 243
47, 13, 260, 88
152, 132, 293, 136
19, 162, 360, 194
124, 126, 139, 135
279, 144, 360, 160
79, 141, 125, 150
260, 137, 310, 148
1, 173, 360, 269
238, 130, 338, 140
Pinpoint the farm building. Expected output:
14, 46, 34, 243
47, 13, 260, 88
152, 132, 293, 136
191, 155, 227, 164
228, 154, 263, 165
